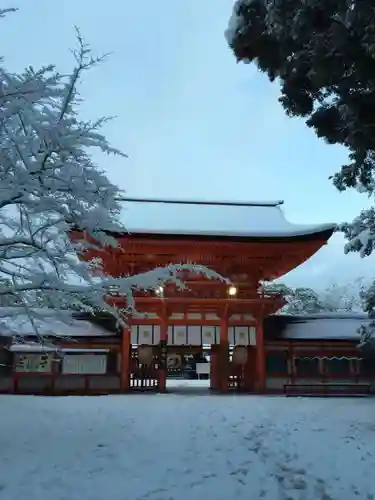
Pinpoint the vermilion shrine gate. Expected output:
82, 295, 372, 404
72, 198, 335, 393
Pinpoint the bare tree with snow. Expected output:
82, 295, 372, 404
0, 10, 224, 329
261, 278, 366, 315
319, 278, 366, 313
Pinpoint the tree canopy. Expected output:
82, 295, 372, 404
226, 0, 375, 257
226, 0, 375, 340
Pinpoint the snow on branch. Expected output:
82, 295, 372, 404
0, 12, 227, 337
357, 280, 375, 348
340, 208, 375, 258
260, 278, 366, 315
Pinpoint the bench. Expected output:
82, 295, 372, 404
284, 383, 371, 397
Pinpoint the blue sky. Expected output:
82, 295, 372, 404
4, 0, 373, 288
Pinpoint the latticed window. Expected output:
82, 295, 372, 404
106, 352, 118, 374
61, 354, 107, 374
294, 357, 320, 376
266, 352, 288, 374
324, 358, 351, 376
359, 358, 375, 377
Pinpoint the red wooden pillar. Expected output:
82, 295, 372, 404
51, 358, 56, 395
210, 344, 219, 391
243, 346, 256, 392
11, 356, 18, 393
255, 318, 266, 393
158, 319, 168, 392
12, 373, 18, 394
84, 375, 90, 393
120, 326, 131, 392
219, 316, 229, 393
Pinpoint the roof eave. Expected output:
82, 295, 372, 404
117, 196, 285, 207
93, 225, 335, 242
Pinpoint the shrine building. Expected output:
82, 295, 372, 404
73, 197, 336, 394
0, 198, 373, 397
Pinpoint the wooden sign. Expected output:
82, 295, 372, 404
159, 339, 168, 369
15, 353, 52, 373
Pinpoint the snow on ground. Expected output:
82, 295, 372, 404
1, 382, 375, 500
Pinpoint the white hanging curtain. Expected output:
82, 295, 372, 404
295, 356, 362, 361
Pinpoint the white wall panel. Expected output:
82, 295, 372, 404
228, 327, 235, 345
130, 324, 254, 345
170, 325, 187, 345
249, 327, 257, 345
62, 354, 107, 374
187, 326, 202, 345
131, 325, 160, 345
228, 326, 257, 346
235, 326, 250, 345
166, 325, 219, 345
202, 326, 218, 344
153, 326, 161, 344
131, 325, 138, 344
138, 325, 153, 345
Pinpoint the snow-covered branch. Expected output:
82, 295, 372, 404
260, 278, 366, 315
0, 12, 226, 333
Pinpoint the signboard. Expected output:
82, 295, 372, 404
15, 353, 52, 373
159, 340, 168, 369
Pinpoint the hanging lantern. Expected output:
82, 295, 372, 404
232, 345, 248, 365
138, 345, 154, 366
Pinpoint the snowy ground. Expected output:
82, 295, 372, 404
1, 381, 374, 500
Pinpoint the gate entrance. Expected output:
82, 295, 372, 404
123, 321, 268, 394
128, 344, 212, 393
126, 342, 259, 394
72, 196, 335, 396
165, 345, 211, 393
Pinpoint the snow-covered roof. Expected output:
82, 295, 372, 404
1, 308, 365, 342
281, 312, 368, 321
117, 198, 335, 239
0, 308, 114, 338
278, 313, 369, 340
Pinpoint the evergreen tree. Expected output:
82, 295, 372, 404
226, 0, 375, 339
261, 282, 325, 314
285, 287, 325, 314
